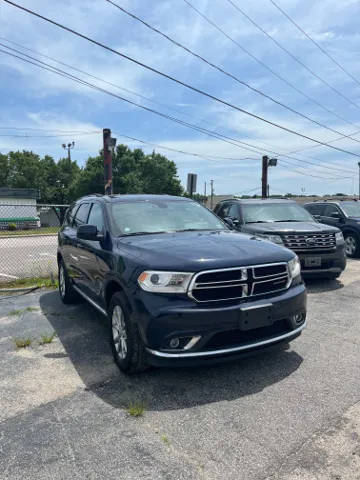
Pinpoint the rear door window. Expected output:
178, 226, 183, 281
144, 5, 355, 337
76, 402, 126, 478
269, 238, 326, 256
73, 203, 91, 227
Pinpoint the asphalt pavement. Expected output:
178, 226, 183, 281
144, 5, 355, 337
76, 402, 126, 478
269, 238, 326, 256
0, 260, 359, 479
0, 235, 57, 280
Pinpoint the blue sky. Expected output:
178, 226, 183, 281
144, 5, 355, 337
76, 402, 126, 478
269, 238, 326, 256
1, 0, 360, 196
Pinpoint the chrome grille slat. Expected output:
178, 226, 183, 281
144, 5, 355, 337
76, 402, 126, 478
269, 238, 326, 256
282, 232, 336, 251
189, 262, 290, 303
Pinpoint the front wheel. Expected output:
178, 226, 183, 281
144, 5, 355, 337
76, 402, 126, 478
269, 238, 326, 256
109, 292, 148, 374
344, 233, 360, 258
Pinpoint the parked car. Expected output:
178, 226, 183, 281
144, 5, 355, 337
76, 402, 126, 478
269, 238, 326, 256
214, 198, 346, 279
304, 200, 360, 258
58, 194, 306, 373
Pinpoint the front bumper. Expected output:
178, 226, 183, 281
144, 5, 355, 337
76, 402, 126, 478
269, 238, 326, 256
298, 245, 346, 277
133, 283, 306, 366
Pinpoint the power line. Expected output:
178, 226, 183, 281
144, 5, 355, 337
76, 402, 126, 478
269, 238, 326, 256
0, 131, 101, 138
226, 0, 360, 112
105, 0, 360, 145
0, 36, 211, 129
268, 0, 360, 89
114, 133, 257, 162
183, 0, 360, 131
0, 46, 354, 180
1, 39, 356, 175
0, 126, 101, 133
4, 1, 360, 159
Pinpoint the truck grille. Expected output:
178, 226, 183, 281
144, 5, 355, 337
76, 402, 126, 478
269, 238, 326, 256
189, 263, 289, 303
282, 233, 336, 251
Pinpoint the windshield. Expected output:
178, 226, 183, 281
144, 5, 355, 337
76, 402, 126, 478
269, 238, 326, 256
339, 202, 360, 217
243, 203, 314, 223
108, 199, 226, 236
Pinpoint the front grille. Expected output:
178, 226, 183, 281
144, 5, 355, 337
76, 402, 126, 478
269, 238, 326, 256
282, 233, 336, 251
205, 319, 291, 349
189, 263, 289, 303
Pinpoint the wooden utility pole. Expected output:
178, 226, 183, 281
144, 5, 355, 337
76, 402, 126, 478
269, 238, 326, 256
262, 155, 268, 198
103, 128, 116, 195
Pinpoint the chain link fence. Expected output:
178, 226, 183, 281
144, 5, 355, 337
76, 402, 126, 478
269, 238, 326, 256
0, 203, 68, 283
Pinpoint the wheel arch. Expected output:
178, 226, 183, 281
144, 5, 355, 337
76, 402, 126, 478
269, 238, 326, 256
104, 278, 132, 312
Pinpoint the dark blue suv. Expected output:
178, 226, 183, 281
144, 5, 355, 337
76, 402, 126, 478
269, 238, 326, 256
304, 200, 360, 258
58, 194, 306, 373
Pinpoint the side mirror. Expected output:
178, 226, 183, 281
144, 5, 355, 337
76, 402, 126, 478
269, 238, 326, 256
313, 214, 321, 221
77, 224, 102, 241
330, 212, 342, 219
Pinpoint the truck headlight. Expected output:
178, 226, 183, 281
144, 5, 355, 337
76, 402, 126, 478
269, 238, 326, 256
335, 231, 344, 244
288, 256, 301, 279
257, 234, 283, 245
138, 271, 194, 293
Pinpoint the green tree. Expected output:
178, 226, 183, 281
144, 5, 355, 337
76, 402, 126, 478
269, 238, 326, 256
68, 145, 183, 199
0, 153, 10, 187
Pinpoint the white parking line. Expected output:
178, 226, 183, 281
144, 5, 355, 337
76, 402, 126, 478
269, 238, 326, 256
0, 273, 18, 279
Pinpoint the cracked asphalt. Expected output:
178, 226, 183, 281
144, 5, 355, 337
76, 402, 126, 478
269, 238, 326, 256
0, 260, 359, 480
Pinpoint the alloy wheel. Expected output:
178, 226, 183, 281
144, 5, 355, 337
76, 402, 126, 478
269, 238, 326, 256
112, 305, 128, 360
345, 235, 357, 256
59, 265, 66, 298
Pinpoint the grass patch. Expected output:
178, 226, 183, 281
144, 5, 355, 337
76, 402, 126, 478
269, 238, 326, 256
127, 402, 145, 417
8, 306, 39, 316
0, 276, 58, 290
39, 332, 56, 345
0, 227, 59, 237
13, 337, 32, 349
161, 435, 170, 446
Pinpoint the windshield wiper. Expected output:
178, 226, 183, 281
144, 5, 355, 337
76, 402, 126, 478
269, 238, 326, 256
274, 219, 302, 222
175, 228, 218, 232
119, 231, 172, 237
245, 220, 271, 224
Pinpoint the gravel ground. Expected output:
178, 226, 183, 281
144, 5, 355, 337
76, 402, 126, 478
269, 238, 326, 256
0, 259, 359, 480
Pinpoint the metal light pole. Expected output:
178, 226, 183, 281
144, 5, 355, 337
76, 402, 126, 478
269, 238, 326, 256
62, 142, 75, 163
262, 156, 277, 198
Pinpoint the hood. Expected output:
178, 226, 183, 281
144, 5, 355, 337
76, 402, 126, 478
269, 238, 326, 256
243, 221, 339, 235
348, 217, 360, 221
116, 230, 294, 271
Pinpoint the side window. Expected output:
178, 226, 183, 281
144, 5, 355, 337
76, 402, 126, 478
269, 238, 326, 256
64, 204, 79, 226
306, 204, 324, 216
228, 204, 239, 218
217, 203, 230, 218
323, 204, 341, 218
73, 203, 91, 227
87, 203, 104, 232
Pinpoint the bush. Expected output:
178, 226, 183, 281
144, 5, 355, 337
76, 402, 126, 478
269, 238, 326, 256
8, 223, 17, 231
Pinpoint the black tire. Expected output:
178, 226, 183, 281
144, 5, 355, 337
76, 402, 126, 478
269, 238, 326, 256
58, 260, 79, 304
109, 292, 148, 374
344, 232, 360, 258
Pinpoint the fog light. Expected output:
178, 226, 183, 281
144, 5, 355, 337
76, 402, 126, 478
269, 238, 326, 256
292, 313, 304, 325
169, 338, 180, 348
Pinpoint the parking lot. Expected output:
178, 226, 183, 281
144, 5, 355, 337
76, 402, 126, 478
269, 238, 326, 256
0, 260, 359, 480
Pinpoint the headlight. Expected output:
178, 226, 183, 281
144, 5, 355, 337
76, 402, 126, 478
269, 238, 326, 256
256, 234, 283, 245
335, 231, 344, 244
288, 256, 301, 279
138, 271, 193, 293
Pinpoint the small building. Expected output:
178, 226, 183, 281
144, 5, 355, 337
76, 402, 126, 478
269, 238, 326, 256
0, 188, 40, 230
